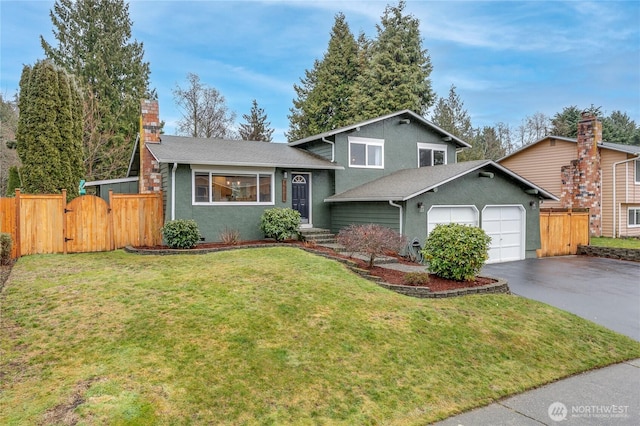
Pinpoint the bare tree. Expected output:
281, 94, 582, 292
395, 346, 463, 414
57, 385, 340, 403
516, 112, 550, 147
173, 73, 236, 139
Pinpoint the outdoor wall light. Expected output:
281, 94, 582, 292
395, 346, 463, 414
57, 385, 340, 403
283, 171, 288, 179
529, 200, 537, 210
417, 202, 424, 209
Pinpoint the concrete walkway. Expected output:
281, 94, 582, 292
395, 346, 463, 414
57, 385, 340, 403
433, 358, 640, 425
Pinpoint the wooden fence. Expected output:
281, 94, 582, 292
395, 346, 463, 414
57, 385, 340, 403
538, 208, 590, 257
0, 189, 163, 259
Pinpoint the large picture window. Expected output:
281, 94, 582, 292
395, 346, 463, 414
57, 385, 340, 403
629, 207, 640, 227
348, 137, 384, 168
418, 143, 447, 167
193, 171, 273, 204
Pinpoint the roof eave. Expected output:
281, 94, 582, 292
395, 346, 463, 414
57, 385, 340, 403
153, 158, 344, 170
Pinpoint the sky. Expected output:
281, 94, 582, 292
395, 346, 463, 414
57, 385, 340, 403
1, 0, 639, 141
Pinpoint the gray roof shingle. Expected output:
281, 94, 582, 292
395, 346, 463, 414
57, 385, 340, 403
146, 135, 343, 170
325, 160, 557, 202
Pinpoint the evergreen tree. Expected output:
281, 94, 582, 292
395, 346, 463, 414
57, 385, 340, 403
602, 111, 639, 146
350, 1, 434, 120
550, 105, 601, 138
5, 166, 21, 196
430, 85, 473, 141
16, 60, 84, 199
239, 100, 274, 142
41, 0, 151, 180
287, 13, 359, 141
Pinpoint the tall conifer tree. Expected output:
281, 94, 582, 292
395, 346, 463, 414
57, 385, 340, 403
350, 1, 434, 120
41, 0, 151, 180
287, 13, 359, 141
16, 60, 84, 199
239, 100, 274, 142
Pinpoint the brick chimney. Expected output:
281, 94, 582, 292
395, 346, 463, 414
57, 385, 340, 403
560, 112, 602, 235
140, 99, 162, 194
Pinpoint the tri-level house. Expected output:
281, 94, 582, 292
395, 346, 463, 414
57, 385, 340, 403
121, 100, 556, 263
499, 112, 640, 238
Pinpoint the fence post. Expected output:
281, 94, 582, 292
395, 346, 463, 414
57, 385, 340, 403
14, 189, 21, 259
108, 190, 115, 251
62, 189, 67, 255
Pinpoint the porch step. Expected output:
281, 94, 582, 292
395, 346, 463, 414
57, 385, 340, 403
299, 228, 337, 244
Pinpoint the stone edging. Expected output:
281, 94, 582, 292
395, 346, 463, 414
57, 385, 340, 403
577, 245, 640, 262
124, 244, 510, 298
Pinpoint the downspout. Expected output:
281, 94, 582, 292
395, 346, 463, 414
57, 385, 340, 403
322, 137, 335, 162
612, 156, 639, 238
171, 162, 177, 220
388, 200, 403, 235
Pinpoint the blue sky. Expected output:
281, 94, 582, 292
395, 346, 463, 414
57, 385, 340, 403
1, 0, 639, 141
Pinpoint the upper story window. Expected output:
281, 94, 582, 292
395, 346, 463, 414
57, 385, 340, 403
193, 170, 273, 205
349, 137, 384, 168
635, 160, 640, 184
418, 143, 447, 167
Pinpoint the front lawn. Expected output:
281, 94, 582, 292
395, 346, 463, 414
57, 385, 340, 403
1, 248, 639, 424
591, 236, 640, 249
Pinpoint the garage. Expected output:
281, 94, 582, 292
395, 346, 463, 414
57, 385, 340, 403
482, 205, 525, 263
427, 205, 479, 233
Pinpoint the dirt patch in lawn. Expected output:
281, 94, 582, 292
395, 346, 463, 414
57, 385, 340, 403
134, 240, 497, 292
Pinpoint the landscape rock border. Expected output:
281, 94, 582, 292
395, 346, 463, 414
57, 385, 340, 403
124, 244, 510, 298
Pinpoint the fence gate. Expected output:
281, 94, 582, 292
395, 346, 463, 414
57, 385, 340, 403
65, 195, 112, 253
538, 208, 590, 257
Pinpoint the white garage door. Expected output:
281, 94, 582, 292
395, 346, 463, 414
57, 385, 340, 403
482, 205, 525, 263
427, 206, 478, 234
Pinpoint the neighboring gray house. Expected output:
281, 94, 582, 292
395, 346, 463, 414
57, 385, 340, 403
132, 100, 556, 263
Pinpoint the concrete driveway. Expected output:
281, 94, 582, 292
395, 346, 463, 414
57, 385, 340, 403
481, 256, 640, 341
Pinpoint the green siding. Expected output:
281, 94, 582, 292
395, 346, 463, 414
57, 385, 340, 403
331, 117, 455, 194
331, 202, 400, 233
168, 165, 334, 242
92, 180, 138, 202
403, 165, 541, 259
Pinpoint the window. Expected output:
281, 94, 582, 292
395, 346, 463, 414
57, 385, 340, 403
417, 143, 447, 167
635, 160, 640, 184
629, 208, 640, 227
193, 171, 273, 204
348, 137, 384, 168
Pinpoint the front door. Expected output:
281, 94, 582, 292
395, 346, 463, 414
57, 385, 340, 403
292, 173, 310, 225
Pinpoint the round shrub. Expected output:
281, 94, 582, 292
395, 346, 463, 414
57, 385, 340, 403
421, 223, 491, 281
162, 219, 201, 249
260, 208, 301, 241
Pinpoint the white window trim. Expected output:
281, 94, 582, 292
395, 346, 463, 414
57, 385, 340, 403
348, 136, 384, 169
417, 142, 447, 167
292, 171, 313, 228
191, 167, 275, 206
629, 207, 640, 227
635, 160, 640, 185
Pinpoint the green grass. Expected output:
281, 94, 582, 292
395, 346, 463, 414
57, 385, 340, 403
1, 248, 639, 425
591, 236, 640, 249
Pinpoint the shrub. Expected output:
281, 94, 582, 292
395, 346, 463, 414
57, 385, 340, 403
219, 227, 241, 245
162, 219, 201, 249
403, 271, 430, 286
260, 208, 301, 241
421, 223, 491, 281
0, 233, 12, 265
337, 224, 406, 268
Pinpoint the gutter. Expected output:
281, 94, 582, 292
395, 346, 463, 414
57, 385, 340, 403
322, 137, 335, 162
171, 162, 177, 220
388, 200, 403, 235
612, 155, 639, 238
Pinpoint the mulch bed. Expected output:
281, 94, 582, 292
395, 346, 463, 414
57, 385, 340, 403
134, 240, 497, 292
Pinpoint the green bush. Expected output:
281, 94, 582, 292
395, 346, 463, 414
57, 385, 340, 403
0, 233, 12, 264
260, 208, 301, 241
421, 223, 491, 281
162, 219, 201, 249
403, 271, 430, 286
